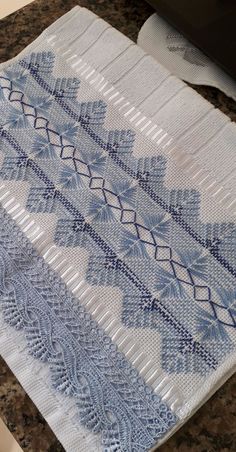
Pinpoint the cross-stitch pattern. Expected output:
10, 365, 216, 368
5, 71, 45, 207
0, 50, 235, 384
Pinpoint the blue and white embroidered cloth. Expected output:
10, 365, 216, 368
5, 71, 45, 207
0, 7, 236, 451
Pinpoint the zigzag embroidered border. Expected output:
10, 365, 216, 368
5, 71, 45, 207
0, 51, 235, 378
17, 56, 236, 276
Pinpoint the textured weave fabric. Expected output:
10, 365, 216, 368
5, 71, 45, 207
0, 6, 236, 451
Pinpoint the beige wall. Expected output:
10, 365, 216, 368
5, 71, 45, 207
0, 419, 23, 452
0, 0, 33, 19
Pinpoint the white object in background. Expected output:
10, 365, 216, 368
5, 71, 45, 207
0, 0, 34, 20
138, 13, 236, 100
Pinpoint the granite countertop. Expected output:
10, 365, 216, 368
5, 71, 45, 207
0, 1, 235, 451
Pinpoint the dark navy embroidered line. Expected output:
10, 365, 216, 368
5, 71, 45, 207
1, 79, 235, 333
17, 60, 236, 278
0, 127, 218, 370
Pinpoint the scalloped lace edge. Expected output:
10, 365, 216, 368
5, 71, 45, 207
0, 206, 177, 452
0, 183, 183, 412
0, 315, 102, 452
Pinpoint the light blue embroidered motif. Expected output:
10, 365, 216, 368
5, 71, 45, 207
0, 207, 176, 451
0, 51, 235, 378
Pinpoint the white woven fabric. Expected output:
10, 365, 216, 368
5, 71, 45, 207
137, 13, 236, 101
0, 6, 236, 451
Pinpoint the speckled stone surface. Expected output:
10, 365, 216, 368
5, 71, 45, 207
0, 1, 235, 451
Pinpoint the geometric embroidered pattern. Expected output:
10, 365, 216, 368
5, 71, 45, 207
0, 207, 177, 451
0, 51, 235, 378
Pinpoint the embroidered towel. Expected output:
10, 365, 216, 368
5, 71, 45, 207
0, 6, 236, 451
137, 13, 236, 101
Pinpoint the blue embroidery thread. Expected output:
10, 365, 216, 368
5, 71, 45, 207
0, 52, 235, 378
0, 207, 176, 451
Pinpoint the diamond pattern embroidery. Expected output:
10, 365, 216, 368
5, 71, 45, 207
0, 51, 235, 379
